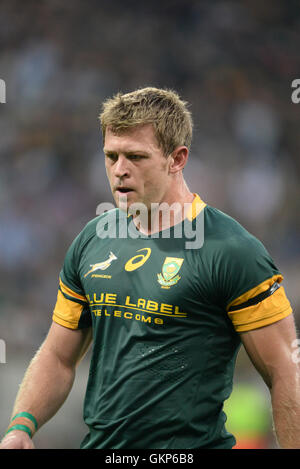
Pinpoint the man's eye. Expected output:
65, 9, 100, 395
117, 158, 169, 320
129, 154, 145, 160
106, 154, 117, 161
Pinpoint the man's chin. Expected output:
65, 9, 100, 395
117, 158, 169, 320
114, 191, 138, 207
115, 194, 134, 212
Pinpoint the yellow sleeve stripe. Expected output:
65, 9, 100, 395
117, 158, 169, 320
52, 289, 84, 329
228, 286, 292, 332
226, 274, 283, 312
59, 278, 87, 303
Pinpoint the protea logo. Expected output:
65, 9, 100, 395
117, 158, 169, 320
157, 257, 184, 288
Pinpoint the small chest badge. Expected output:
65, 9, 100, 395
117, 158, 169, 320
157, 257, 184, 288
84, 251, 117, 278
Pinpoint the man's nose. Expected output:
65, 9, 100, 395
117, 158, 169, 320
113, 155, 130, 178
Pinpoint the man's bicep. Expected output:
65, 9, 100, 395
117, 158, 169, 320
240, 315, 298, 389
42, 321, 92, 369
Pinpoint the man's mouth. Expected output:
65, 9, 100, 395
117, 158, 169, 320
116, 187, 134, 194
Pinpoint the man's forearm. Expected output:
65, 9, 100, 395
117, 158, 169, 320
8, 344, 76, 436
271, 370, 300, 449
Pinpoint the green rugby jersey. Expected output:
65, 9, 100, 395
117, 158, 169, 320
53, 195, 292, 449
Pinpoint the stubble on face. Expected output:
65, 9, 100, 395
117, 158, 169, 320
104, 125, 170, 213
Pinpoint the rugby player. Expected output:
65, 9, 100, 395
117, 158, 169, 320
1, 87, 299, 449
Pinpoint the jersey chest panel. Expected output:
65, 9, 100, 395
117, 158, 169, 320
78, 234, 227, 336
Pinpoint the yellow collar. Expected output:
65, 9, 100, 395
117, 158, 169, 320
186, 193, 206, 221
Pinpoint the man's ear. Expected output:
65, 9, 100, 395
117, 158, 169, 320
168, 146, 189, 174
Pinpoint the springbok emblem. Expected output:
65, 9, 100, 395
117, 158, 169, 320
84, 252, 117, 277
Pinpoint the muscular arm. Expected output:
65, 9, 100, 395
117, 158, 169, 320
0, 321, 92, 449
240, 315, 300, 448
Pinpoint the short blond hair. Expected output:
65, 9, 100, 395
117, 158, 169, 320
99, 87, 193, 156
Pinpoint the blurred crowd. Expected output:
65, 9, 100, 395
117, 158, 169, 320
0, 0, 299, 448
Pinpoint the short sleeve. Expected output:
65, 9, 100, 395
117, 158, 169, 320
214, 233, 292, 332
53, 232, 92, 330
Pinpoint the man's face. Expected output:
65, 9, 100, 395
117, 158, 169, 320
104, 124, 171, 212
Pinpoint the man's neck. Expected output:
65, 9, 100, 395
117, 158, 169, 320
133, 189, 195, 235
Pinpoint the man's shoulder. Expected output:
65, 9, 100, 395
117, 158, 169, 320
203, 205, 267, 257
85, 207, 119, 228
205, 205, 253, 238
74, 207, 120, 246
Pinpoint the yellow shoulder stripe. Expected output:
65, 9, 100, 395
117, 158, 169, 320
226, 274, 283, 312
53, 289, 85, 330
228, 285, 292, 332
59, 278, 87, 303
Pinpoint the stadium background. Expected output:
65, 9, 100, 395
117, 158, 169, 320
0, 0, 299, 449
